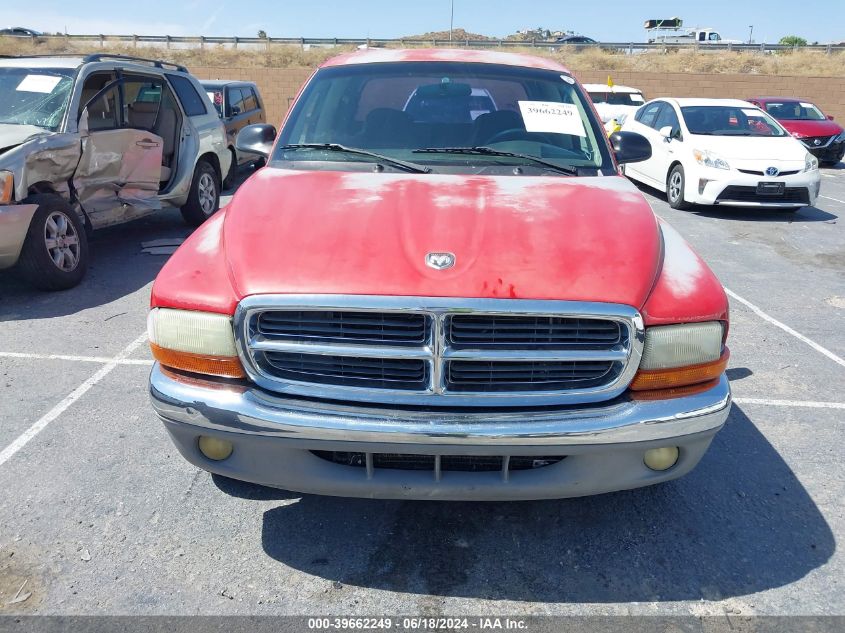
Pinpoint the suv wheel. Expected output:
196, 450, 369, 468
667, 165, 692, 210
181, 160, 220, 227
18, 194, 89, 290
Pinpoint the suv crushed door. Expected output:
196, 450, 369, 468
73, 75, 164, 225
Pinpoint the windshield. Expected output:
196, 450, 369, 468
763, 101, 826, 121
275, 61, 612, 174
0, 67, 75, 130
589, 91, 645, 106
681, 105, 788, 137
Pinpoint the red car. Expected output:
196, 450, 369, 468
748, 97, 845, 165
147, 49, 731, 500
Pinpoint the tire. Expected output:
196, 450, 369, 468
667, 164, 692, 210
17, 194, 89, 291
180, 160, 220, 227
222, 148, 237, 189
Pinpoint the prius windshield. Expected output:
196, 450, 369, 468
0, 67, 75, 130
275, 62, 612, 174
681, 105, 788, 137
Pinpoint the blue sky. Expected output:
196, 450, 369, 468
8, 1, 845, 43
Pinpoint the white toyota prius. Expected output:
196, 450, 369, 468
621, 98, 821, 211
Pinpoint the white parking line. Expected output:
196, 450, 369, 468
0, 351, 152, 365
820, 194, 845, 205
734, 398, 845, 410
725, 288, 845, 369
0, 332, 148, 468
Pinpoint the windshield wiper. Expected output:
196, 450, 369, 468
413, 146, 578, 176
277, 143, 430, 174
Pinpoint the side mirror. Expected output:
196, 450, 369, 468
230, 105, 241, 116
658, 125, 674, 141
828, 115, 835, 121
609, 131, 652, 164
235, 123, 277, 159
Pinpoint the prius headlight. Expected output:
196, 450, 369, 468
693, 149, 730, 170
804, 153, 819, 172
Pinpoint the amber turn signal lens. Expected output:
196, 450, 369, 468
0, 171, 13, 204
150, 342, 246, 378
630, 348, 729, 392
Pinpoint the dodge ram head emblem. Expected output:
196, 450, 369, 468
425, 252, 456, 270
765, 166, 779, 176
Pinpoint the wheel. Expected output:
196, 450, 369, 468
222, 148, 237, 189
17, 194, 89, 291
667, 165, 692, 210
180, 160, 220, 227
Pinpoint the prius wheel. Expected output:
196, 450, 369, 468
667, 165, 692, 210
18, 194, 89, 291
181, 160, 220, 227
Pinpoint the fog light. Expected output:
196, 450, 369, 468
644, 446, 679, 471
198, 436, 233, 461
698, 178, 711, 195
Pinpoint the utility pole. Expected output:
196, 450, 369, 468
748, 25, 754, 44
450, 0, 454, 42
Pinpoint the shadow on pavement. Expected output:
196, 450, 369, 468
0, 168, 252, 322
0, 209, 191, 321
233, 405, 834, 602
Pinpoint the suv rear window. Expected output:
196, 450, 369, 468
167, 75, 207, 116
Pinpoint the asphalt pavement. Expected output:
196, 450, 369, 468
0, 164, 843, 617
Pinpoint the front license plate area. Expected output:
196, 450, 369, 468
756, 181, 785, 196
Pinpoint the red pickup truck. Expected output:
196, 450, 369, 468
147, 49, 731, 500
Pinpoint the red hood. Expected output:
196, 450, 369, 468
777, 118, 843, 138
219, 168, 661, 307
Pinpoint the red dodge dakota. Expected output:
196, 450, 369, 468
148, 49, 731, 500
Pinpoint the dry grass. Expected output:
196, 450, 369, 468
2, 36, 844, 76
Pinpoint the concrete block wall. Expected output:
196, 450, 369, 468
190, 66, 845, 127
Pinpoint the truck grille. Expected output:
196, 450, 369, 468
236, 296, 643, 407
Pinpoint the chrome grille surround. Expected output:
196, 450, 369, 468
234, 295, 645, 407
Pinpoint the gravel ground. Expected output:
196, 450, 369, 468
0, 164, 843, 618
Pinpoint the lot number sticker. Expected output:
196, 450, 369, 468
518, 101, 586, 137
16, 74, 62, 93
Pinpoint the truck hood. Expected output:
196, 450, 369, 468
221, 168, 661, 307
690, 134, 809, 161
0, 124, 51, 154
776, 118, 843, 138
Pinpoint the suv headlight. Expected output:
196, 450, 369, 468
805, 153, 819, 172
836, 130, 845, 142
693, 149, 730, 170
147, 308, 245, 378
630, 322, 728, 392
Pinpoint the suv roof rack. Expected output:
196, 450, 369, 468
82, 54, 188, 73
0, 53, 188, 73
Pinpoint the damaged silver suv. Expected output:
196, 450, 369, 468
0, 54, 231, 290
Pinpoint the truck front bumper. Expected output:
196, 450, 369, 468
150, 363, 732, 500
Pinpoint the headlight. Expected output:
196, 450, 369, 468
630, 322, 728, 392
147, 308, 245, 378
836, 130, 845, 142
0, 171, 13, 204
804, 153, 819, 172
693, 149, 730, 170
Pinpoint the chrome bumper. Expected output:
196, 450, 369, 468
150, 363, 730, 446
150, 364, 731, 499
